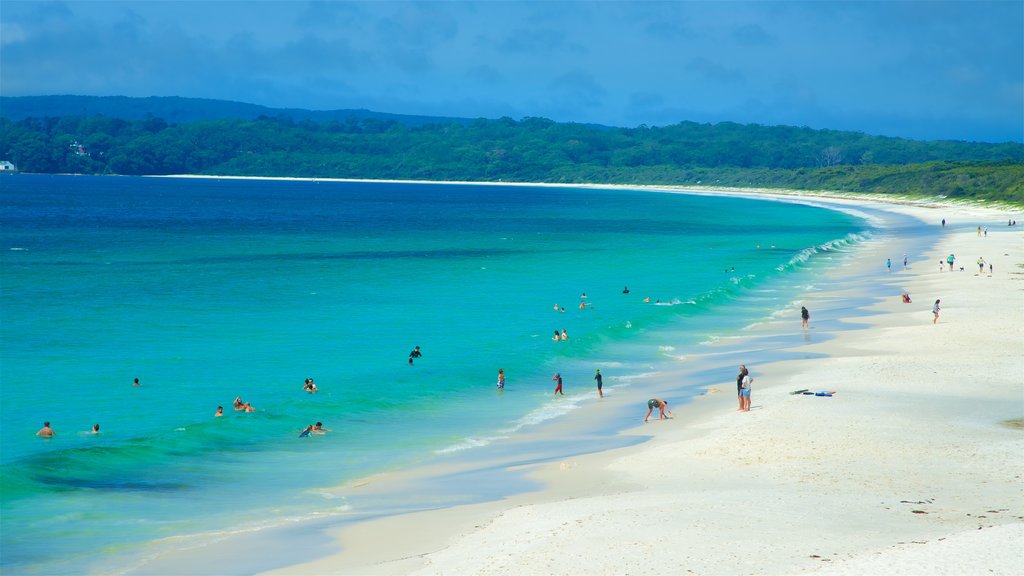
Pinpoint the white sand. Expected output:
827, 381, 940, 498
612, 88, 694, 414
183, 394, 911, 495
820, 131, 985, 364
257, 193, 1023, 576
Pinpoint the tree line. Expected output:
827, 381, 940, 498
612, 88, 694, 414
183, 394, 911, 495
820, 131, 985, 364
1, 114, 1021, 202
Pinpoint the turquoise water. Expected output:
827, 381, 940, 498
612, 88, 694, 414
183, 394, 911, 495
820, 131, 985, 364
0, 175, 867, 573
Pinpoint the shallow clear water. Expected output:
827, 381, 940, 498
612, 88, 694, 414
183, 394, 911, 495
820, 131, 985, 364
0, 175, 867, 572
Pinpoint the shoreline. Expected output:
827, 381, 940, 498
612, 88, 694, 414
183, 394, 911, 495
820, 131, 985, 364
250, 192, 1022, 575
104, 181, 1023, 575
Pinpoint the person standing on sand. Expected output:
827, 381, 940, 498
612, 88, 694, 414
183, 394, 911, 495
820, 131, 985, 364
903, 254, 908, 270
801, 306, 810, 330
36, 421, 55, 438
737, 365, 748, 411
977, 257, 986, 273
933, 299, 941, 324
740, 372, 753, 412
594, 369, 604, 398
552, 373, 563, 396
644, 398, 670, 422
886, 258, 892, 272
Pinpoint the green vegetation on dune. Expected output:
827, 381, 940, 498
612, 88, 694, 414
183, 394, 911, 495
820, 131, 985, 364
1, 107, 1021, 204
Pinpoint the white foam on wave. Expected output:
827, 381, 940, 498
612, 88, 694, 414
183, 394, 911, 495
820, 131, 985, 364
434, 434, 509, 455
658, 345, 676, 352
9, 247, 27, 251
776, 232, 871, 272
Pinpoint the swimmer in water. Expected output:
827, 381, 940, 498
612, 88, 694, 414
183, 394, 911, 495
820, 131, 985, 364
133, 377, 140, 386
561, 329, 568, 340
312, 422, 330, 434
553, 330, 561, 341
497, 368, 505, 389
233, 397, 245, 410
91, 424, 100, 434
215, 406, 224, 417
243, 402, 256, 413
36, 421, 55, 438
299, 424, 314, 438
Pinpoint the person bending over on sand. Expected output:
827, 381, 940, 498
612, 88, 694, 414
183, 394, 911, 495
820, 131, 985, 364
36, 421, 55, 438
644, 399, 670, 422
933, 299, 941, 324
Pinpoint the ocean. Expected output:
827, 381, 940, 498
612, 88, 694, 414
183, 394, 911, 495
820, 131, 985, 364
0, 175, 869, 573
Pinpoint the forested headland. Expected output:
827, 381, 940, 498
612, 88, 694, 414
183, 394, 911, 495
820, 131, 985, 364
2, 96, 1022, 203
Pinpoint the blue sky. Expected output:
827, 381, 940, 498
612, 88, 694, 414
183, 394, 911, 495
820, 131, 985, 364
2, 1, 1021, 142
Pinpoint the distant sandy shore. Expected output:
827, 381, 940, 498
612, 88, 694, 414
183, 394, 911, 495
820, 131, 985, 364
146, 177, 1023, 576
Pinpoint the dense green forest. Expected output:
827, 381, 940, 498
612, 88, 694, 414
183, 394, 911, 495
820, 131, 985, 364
2, 102, 1022, 203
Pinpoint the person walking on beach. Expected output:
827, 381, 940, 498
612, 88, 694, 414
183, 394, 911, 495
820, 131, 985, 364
36, 421, 55, 438
497, 368, 505, 390
801, 306, 810, 330
941, 218, 946, 227
594, 369, 604, 398
947, 254, 955, 270
644, 398, 670, 422
886, 258, 892, 273
977, 257, 986, 274
903, 254, 908, 270
740, 371, 753, 412
933, 299, 941, 324
736, 365, 748, 411
552, 373, 563, 396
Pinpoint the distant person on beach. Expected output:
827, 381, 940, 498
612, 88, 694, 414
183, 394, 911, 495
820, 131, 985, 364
594, 369, 604, 398
903, 254, 908, 270
552, 373, 563, 396
902, 293, 912, 303
947, 254, 955, 270
215, 406, 224, 417
941, 218, 946, 227
740, 372, 753, 412
939, 260, 944, 272
497, 368, 505, 390
886, 258, 892, 272
801, 306, 810, 329
409, 346, 422, 365
989, 263, 993, 274
933, 299, 941, 324
36, 421, 55, 438
737, 365, 748, 411
977, 226, 981, 236
133, 378, 140, 386
644, 398, 670, 422
977, 257, 986, 273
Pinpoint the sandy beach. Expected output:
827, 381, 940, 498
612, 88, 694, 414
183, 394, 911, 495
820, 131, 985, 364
251, 190, 1023, 576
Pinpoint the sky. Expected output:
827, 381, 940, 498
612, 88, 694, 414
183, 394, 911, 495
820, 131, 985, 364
2, 1, 1022, 143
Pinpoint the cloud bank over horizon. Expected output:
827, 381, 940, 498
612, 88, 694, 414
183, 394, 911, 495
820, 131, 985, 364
2, 1, 1021, 142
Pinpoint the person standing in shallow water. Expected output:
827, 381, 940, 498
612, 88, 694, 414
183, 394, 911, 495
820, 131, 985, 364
594, 369, 603, 398
801, 306, 810, 330
36, 421, 55, 438
496, 368, 505, 390
552, 373, 563, 396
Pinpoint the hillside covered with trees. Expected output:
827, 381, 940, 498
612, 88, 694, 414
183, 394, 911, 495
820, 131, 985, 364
2, 96, 1022, 203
